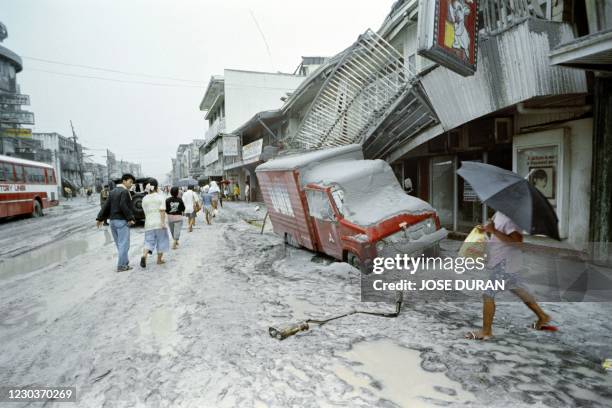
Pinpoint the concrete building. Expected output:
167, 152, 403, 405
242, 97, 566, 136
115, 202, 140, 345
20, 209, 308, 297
198, 69, 306, 186
32, 132, 84, 190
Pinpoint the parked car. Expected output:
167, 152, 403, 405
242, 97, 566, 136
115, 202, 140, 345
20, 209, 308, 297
256, 145, 447, 274
111, 177, 153, 224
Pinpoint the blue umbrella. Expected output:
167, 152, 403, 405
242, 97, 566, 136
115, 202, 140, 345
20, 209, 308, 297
457, 162, 560, 240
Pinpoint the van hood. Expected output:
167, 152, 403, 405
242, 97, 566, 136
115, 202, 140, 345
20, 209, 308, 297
301, 159, 434, 227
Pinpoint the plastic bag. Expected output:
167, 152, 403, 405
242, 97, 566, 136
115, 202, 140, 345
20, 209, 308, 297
458, 227, 487, 260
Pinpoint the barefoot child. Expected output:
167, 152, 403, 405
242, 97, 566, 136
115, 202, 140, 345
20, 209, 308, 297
465, 211, 551, 340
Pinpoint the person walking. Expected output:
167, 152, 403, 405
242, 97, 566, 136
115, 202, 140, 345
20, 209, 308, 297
233, 183, 240, 201
245, 183, 250, 203
166, 186, 185, 249
140, 179, 169, 268
99, 185, 110, 225
465, 211, 551, 340
64, 186, 72, 200
200, 185, 214, 225
86, 188, 93, 202
182, 185, 199, 232
96, 173, 136, 272
209, 181, 221, 215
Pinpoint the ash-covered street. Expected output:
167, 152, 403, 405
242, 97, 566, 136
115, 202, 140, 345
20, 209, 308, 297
0, 199, 610, 407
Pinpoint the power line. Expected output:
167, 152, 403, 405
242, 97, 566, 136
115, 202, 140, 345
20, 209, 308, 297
27, 68, 203, 88
23, 55, 202, 83
249, 10, 275, 72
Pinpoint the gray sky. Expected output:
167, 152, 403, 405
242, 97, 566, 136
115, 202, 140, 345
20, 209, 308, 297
1, 0, 394, 180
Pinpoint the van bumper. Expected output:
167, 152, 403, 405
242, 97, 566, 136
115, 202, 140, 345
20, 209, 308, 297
378, 228, 448, 258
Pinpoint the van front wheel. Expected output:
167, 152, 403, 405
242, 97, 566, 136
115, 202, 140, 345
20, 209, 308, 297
347, 252, 371, 275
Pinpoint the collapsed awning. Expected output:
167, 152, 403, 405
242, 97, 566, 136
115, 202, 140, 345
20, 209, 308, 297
288, 29, 410, 149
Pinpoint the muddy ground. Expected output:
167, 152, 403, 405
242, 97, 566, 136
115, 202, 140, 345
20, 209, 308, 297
1, 198, 611, 407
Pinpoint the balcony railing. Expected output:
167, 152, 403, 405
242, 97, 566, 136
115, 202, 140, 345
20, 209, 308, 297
205, 117, 226, 144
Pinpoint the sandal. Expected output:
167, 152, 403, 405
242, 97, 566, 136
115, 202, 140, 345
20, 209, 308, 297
465, 331, 493, 340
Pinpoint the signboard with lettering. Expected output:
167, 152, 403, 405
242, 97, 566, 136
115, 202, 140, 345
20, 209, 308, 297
204, 143, 219, 166
418, 0, 479, 76
1, 128, 32, 138
0, 93, 30, 105
0, 110, 35, 125
242, 138, 263, 161
223, 135, 239, 157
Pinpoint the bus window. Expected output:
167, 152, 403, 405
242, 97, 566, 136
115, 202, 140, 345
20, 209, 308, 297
27, 167, 46, 183
15, 165, 26, 182
46, 169, 56, 184
0, 162, 14, 182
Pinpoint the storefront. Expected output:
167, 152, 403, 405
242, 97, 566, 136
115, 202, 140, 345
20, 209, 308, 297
391, 115, 593, 247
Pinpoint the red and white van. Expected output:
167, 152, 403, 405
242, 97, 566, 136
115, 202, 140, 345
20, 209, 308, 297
0, 154, 59, 219
256, 145, 447, 274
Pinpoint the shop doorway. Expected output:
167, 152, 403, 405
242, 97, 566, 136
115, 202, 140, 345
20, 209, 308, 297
430, 156, 455, 229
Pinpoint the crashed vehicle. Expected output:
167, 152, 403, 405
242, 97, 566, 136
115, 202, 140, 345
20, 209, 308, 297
256, 145, 447, 274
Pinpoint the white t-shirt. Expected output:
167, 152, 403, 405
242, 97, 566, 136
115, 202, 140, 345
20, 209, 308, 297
487, 212, 522, 270
182, 190, 199, 213
142, 192, 166, 231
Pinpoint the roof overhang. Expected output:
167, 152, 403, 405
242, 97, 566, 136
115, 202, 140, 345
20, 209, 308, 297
550, 29, 612, 72
0, 44, 23, 72
232, 109, 284, 136
199, 76, 224, 111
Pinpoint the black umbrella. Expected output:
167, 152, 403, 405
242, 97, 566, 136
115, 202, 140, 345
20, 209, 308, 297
457, 162, 560, 240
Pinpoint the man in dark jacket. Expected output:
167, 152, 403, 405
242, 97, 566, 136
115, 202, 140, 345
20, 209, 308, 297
96, 174, 136, 272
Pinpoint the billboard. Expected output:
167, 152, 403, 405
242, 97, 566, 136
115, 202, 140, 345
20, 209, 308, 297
0, 110, 35, 125
1, 128, 32, 138
242, 138, 263, 161
418, 0, 479, 76
0, 93, 30, 105
223, 135, 239, 157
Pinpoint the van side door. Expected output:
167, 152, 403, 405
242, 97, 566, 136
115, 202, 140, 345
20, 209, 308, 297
304, 187, 342, 259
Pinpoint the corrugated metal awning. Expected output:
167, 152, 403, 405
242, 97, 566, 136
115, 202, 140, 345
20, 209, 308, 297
289, 29, 411, 149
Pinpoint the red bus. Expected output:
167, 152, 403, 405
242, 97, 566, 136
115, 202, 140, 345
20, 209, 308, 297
0, 154, 59, 219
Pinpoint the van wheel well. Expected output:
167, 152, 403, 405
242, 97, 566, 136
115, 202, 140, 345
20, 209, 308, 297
284, 233, 300, 248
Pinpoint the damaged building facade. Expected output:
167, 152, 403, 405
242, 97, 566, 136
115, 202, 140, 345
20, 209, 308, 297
285, 0, 604, 252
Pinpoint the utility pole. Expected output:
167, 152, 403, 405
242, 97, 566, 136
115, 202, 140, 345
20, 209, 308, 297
106, 149, 111, 185
70, 120, 85, 188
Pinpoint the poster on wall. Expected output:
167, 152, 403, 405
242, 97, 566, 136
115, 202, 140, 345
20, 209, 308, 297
417, 0, 479, 76
516, 145, 558, 204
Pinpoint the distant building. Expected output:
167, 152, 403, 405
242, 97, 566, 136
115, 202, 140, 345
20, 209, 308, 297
32, 132, 83, 189
0, 21, 40, 162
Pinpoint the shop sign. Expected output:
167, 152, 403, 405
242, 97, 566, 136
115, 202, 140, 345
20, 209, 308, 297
223, 135, 239, 157
204, 144, 219, 166
0, 110, 35, 125
0, 93, 30, 105
1, 127, 32, 138
242, 138, 263, 161
418, 0, 479, 76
